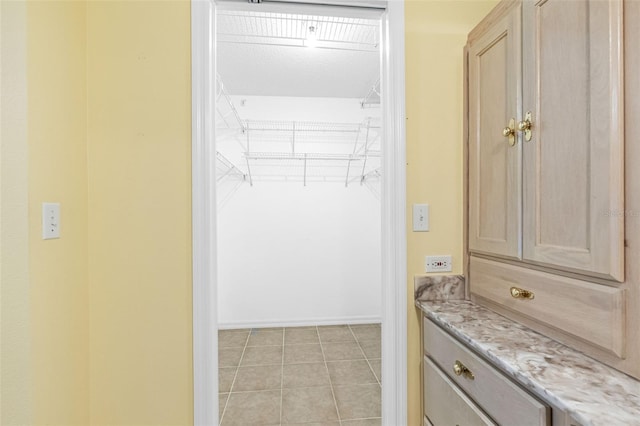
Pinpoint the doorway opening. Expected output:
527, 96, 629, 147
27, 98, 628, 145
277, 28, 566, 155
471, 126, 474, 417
191, 1, 406, 424
216, 4, 382, 424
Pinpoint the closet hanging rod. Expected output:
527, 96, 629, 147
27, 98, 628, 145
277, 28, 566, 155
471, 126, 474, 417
244, 127, 363, 134
217, 13, 379, 28
243, 120, 379, 131
217, 40, 377, 53
244, 152, 376, 161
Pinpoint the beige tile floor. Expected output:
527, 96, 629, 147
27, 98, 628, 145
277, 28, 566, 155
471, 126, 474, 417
218, 324, 382, 426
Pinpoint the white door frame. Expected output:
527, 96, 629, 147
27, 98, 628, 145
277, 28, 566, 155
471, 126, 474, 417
191, 1, 406, 424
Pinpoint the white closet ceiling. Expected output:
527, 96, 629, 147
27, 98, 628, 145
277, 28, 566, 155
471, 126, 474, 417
217, 10, 381, 98
215, 6, 382, 197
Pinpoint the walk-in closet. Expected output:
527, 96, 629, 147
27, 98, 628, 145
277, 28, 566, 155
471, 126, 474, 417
214, 3, 384, 425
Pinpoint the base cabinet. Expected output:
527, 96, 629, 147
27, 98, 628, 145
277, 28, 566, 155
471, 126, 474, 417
423, 317, 549, 426
421, 314, 590, 426
424, 356, 496, 426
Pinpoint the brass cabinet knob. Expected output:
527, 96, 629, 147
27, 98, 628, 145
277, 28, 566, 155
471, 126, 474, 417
510, 286, 535, 300
503, 118, 516, 146
453, 360, 475, 380
517, 120, 531, 131
518, 111, 533, 141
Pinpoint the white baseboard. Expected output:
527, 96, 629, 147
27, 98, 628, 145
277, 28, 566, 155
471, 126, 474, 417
218, 315, 382, 330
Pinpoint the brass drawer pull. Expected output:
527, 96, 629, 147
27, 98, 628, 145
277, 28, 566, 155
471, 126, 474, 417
453, 360, 475, 380
510, 286, 535, 300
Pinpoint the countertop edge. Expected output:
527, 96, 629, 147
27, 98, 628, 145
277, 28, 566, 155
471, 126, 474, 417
416, 300, 640, 426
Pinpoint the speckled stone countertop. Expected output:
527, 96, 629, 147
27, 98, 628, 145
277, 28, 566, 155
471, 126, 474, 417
417, 300, 640, 426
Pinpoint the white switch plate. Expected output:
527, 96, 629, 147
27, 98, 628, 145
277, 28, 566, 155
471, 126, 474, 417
412, 204, 429, 232
425, 255, 452, 272
42, 202, 60, 240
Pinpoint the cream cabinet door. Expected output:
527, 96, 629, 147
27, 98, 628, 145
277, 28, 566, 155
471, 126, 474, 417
521, 0, 624, 281
468, 3, 522, 259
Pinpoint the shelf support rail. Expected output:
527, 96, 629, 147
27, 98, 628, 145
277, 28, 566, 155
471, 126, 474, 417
346, 123, 363, 187
360, 78, 381, 108
303, 154, 307, 187
216, 74, 246, 133
359, 118, 372, 184
216, 152, 247, 183
292, 121, 296, 154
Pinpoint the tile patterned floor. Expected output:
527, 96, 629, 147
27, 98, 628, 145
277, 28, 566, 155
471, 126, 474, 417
218, 324, 382, 426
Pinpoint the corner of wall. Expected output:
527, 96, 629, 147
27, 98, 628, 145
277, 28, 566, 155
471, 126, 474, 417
1, 1, 33, 422
404, 1, 499, 425
25, 1, 90, 424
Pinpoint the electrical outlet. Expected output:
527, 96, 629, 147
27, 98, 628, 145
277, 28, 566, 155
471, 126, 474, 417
425, 255, 452, 272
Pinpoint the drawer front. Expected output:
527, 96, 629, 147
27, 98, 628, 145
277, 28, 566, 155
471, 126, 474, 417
424, 319, 549, 426
470, 256, 626, 357
424, 356, 496, 426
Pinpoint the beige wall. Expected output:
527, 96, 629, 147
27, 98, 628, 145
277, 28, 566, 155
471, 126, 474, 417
86, 1, 193, 424
1, 2, 89, 425
1, 1, 90, 424
27, 2, 90, 424
0, 1, 497, 424
405, 1, 498, 424
2, 1, 192, 424
1, 2, 32, 423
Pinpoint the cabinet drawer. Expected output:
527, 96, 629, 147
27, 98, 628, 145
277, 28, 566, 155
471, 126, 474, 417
424, 319, 549, 426
424, 356, 496, 426
470, 256, 626, 357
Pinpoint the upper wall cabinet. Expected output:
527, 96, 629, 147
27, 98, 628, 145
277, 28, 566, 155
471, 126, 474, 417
521, 0, 624, 281
468, 2, 522, 260
467, 0, 624, 282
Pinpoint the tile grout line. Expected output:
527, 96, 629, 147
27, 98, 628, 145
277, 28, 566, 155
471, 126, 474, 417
279, 328, 285, 426
348, 325, 382, 387
219, 329, 251, 426
318, 326, 342, 426
224, 384, 379, 394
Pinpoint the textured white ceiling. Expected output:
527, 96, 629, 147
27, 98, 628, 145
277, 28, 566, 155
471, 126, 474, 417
216, 9, 381, 98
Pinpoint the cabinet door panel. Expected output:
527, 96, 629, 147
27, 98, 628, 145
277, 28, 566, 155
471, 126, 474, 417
522, 0, 624, 281
468, 4, 522, 259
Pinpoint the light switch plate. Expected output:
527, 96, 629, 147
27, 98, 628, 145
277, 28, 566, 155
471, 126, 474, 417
412, 204, 429, 232
42, 202, 60, 240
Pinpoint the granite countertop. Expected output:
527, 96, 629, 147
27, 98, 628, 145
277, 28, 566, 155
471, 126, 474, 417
417, 300, 640, 426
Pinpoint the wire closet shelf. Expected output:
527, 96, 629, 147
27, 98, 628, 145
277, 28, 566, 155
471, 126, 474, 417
215, 77, 381, 187
239, 118, 381, 187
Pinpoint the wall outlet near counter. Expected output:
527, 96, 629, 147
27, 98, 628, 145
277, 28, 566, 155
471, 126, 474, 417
425, 255, 452, 272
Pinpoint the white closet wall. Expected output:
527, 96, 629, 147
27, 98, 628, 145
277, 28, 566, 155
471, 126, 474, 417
217, 96, 381, 328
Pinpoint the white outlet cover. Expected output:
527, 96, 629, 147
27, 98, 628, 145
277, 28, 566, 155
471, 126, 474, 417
425, 255, 452, 272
